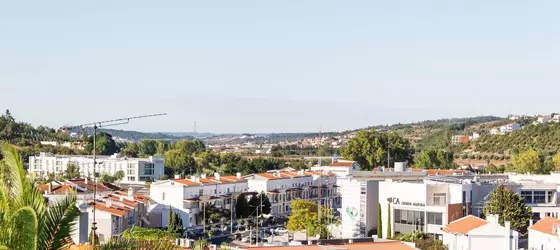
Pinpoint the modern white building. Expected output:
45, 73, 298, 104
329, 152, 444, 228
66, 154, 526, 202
340, 179, 378, 238
442, 215, 519, 250
500, 123, 521, 134
29, 152, 165, 183
536, 115, 552, 124
378, 177, 496, 239
528, 217, 560, 250
246, 170, 340, 216
149, 173, 248, 228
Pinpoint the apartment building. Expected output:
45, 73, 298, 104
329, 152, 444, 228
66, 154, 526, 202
83, 189, 150, 244
529, 217, 560, 250
149, 173, 249, 228
246, 170, 339, 216
29, 152, 164, 183
442, 215, 519, 250
378, 177, 496, 239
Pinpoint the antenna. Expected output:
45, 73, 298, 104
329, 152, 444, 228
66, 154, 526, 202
66, 112, 167, 246
194, 121, 197, 134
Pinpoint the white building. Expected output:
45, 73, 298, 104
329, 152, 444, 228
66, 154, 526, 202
246, 170, 340, 216
490, 128, 500, 135
311, 160, 360, 177
149, 173, 248, 228
553, 114, 560, 123
378, 177, 496, 239
506, 174, 560, 220
499, 123, 520, 134
340, 179, 378, 238
29, 152, 164, 184
528, 217, 560, 250
442, 215, 519, 250
536, 115, 552, 124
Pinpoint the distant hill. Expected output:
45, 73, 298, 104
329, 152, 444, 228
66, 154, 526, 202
75, 128, 193, 142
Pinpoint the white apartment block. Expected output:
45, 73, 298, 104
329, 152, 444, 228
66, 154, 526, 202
529, 217, 560, 250
535, 115, 552, 124
500, 123, 520, 134
149, 173, 248, 228
246, 170, 340, 216
442, 215, 519, 250
29, 152, 165, 184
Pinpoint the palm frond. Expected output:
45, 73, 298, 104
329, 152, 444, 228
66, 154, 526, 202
37, 194, 81, 250
10, 206, 38, 250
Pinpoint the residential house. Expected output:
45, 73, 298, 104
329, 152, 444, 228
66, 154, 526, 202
149, 173, 248, 228
528, 217, 560, 250
451, 135, 469, 145
441, 215, 519, 250
553, 114, 560, 123
499, 123, 520, 134
536, 115, 552, 124
311, 160, 361, 177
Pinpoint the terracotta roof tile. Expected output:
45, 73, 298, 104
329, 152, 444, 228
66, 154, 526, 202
172, 179, 202, 186
242, 241, 414, 250
37, 184, 76, 194
529, 217, 560, 236
442, 215, 488, 234
256, 173, 279, 179
93, 203, 127, 217
329, 161, 355, 167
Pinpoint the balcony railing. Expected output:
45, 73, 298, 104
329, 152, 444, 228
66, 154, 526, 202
427, 196, 447, 206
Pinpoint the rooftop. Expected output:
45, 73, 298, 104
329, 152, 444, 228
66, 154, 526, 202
328, 161, 356, 167
240, 241, 414, 250
442, 215, 488, 235
529, 217, 560, 236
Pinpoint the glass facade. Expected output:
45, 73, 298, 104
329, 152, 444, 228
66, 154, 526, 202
394, 209, 425, 235
427, 212, 443, 225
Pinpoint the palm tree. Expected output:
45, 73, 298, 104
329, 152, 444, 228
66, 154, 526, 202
0, 143, 81, 250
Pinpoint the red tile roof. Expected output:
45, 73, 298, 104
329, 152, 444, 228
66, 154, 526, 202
442, 215, 488, 234
256, 173, 279, 180
329, 161, 355, 167
93, 203, 127, 217
529, 217, 560, 236
171, 179, 202, 186
37, 184, 76, 194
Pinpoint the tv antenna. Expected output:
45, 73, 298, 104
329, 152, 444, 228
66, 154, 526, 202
64, 112, 167, 246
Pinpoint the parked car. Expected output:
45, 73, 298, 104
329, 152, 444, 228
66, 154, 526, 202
241, 236, 251, 243
275, 227, 288, 233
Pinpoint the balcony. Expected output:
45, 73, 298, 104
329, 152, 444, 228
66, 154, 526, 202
427, 196, 447, 206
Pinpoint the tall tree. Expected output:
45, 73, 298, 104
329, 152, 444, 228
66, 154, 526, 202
483, 184, 532, 235
377, 203, 383, 238
340, 130, 413, 170
164, 149, 196, 175
287, 200, 318, 233
139, 139, 158, 156
85, 132, 118, 155
249, 192, 272, 216
235, 193, 250, 218
386, 203, 392, 238
552, 152, 560, 171
512, 148, 545, 174
64, 161, 80, 179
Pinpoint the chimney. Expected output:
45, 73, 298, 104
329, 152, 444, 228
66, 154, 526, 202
85, 178, 88, 185
486, 214, 499, 224
48, 182, 53, 194
190, 175, 196, 181
299, 169, 304, 176
174, 174, 180, 179
214, 172, 221, 181
106, 199, 112, 207
201, 173, 207, 179
505, 221, 512, 250
128, 187, 133, 197
236, 172, 241, 179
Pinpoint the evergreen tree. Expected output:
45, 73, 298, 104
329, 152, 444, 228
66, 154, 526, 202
483, 184, 532, 235
377, 203, 383, 238
167, 206, 175, 232
386, 203, 392, 238
236, 193, 250, 218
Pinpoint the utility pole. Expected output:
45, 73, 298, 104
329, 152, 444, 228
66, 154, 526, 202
67, 113, 166, 246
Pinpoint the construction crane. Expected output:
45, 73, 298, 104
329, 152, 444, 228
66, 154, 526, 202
65, 113, 167, 246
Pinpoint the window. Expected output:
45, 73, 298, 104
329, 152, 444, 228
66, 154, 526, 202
127, 163, 136, 175
433, 193, 446, 205
144, 163, 154, 175
128, 176, 135, 181
534, 191, 546, 204
521, 191, 532, 203
199, 189, 203, 196
427, 212, 443, 225
462, 191, 466, 204
162, 192, 165, 201
548, 191, 554, 204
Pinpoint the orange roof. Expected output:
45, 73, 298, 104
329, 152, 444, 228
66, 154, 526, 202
529, 217, 560, 236
256, 173, 279, 179
37, 184, 75, 194
93, 203, 127, 217
172, 179, 202, 186
242, 241, 414, 250
329, 161, 355, 167
442, 215, 488, 234
207, 176, 247, 183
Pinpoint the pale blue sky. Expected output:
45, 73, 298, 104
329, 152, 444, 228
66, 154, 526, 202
1, 1, 559, 133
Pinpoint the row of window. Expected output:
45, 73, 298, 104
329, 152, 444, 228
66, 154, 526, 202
521, 190, 554, 204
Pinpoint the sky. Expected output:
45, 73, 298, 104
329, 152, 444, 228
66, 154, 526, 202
1, 1, 559, 133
